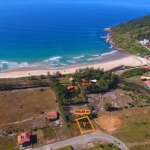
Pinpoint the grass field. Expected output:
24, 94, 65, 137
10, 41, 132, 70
58, 76, 70, 84
125, 76, 142, 85
130, 144, 150, 150
56, 145, 73, 150
113, 106, 150, 148
0, 87, 57, 133
0, 136, 18, 150
0, 75, 50, 89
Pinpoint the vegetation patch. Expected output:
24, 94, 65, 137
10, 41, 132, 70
121, 68, 149, 78
114, 106, 150, 144
111, 15, 150, 55
0, 87, 56, 133
56, 145, 73, 150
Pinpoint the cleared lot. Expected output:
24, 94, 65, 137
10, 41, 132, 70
0, 87, 57, 133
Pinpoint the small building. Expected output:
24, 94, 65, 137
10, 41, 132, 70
144, 80, 150, 88
140, 76, 150, 81
90, 79, 97, 83
18, 132, 30, 146
69, 77, 74, 81
140, 39, 149, 45
81, 78, 86, 83
82, 82, 92, 86
45, 111, 58, 120
81, 78, 92, 86
68, 85, 79, 90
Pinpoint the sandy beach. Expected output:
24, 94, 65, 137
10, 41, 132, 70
0, 53, 148, 78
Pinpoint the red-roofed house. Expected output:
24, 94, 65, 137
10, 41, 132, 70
143, 65, 150, 69
45, 111, 58, 120
81, 79, 86, 83
140, 76, 150, 81
81, 78, 92, 86
82, 82, 92, 86
145, 43, 150, 47
68, 85, 79, 90
18, 132, 30, 146
144, 80, 150, 88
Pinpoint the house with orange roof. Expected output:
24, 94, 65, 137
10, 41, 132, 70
140, 76, 150, 81
45, 111, 58, 121
68, 85, 79, 90
144, 80, 150, 88
81, 78, 86, 83
81, 78, 92, 86
82, 82, 92, 86
18, 132, 30, 146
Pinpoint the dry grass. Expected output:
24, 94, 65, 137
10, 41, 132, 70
96, 115, 121, 132
0, 136, 18, 150
113, 106, 150, 146
0, 87, 57, 132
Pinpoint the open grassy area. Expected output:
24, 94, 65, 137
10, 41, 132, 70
130, 144, 150, 150
111, 15, 150, 55
0, 75, 50, 90
56, 145, 73, 150
58, 76, 70, 84
0, 87, 57, 133
0, 136, 18, 150
125, 76, 142, 85
113, 106, 150, 148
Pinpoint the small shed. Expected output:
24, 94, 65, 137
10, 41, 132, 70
18, 132, 30, 146
45, 111, 58, 120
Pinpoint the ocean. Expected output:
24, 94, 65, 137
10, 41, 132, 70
0, 0, 150, 71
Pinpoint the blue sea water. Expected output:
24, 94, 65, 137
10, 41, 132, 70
0, 0, 150, 70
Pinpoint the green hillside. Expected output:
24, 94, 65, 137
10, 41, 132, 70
111, 15, 150, 55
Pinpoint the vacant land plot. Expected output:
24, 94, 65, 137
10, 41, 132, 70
58, 76, 70, 84
0, 87, 57, 133
88, 89, 133, 111
125, 76, 142, 85
112, 106, 150, 148
96, 115, 121, 132
130, 144, 150, 150
0, 76, 50, 90
0, 136, 18, 150
56, 145, 73, 150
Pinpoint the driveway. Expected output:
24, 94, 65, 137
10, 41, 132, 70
33, 132, 128, 150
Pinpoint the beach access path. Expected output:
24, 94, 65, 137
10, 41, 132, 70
0, 55, 148, 79
33, 132, 128, 150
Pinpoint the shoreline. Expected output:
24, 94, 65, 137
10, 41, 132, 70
0, 53, 148, 78
0, 28, 149, 79
102, 28, 130, 54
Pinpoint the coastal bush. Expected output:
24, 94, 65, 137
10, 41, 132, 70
122, 68, 149, 78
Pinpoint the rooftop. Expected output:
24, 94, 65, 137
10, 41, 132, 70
45, 111, 57, 119
68, 85, 79, 90
145, 80, 150, 86
18, 132, 30, 145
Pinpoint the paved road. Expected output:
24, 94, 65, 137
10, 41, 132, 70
33, 132, 128, 150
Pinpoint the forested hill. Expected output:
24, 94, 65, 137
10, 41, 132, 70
111, 15, 150, 55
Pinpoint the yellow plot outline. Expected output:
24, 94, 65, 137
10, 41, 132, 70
75, 116, 95, 134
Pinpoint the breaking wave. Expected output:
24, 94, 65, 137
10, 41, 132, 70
73, 55, 85, 59
87, 50, 117, 61
0, 61, 30, 70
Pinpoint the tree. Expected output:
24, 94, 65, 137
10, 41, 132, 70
104, 102, 112, 111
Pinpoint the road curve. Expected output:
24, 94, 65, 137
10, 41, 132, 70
33, 132, 128, 150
